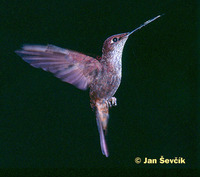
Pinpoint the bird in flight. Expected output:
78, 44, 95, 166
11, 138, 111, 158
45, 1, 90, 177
16, 15, 162, 157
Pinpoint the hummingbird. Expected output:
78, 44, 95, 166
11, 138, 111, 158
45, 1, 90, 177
16, 15, 162, 157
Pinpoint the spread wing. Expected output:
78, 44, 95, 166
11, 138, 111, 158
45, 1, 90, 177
15, 44, 102, 90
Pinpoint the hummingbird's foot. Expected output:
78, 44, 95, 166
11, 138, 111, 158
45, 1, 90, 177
108, 97, 117, 107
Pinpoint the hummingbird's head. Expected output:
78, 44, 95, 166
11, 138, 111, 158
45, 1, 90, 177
102, 14, 162, 58
102, 32, 130, 56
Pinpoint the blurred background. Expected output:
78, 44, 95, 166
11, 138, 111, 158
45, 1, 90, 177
0, 0, 198, 172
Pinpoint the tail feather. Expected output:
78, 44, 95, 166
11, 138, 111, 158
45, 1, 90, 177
96, 101, 109, 157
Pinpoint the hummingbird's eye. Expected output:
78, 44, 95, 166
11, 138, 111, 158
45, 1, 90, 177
112, 38, 118, 42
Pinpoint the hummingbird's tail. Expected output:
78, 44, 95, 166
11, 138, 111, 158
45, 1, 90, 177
95, 100, 109, 157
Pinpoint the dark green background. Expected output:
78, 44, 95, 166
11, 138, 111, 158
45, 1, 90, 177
0, 0, 198, 174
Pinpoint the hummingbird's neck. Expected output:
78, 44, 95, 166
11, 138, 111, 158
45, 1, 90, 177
101, 50, 123, 74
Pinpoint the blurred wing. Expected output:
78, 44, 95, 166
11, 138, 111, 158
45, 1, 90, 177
15, 44, 102, 90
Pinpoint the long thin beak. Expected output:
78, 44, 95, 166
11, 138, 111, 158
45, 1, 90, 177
127, 14, 163, 36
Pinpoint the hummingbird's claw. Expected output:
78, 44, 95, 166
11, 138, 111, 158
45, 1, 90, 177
108, 97, 117, 107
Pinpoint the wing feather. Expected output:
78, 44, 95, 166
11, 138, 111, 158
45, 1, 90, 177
15, 44, 102, 90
